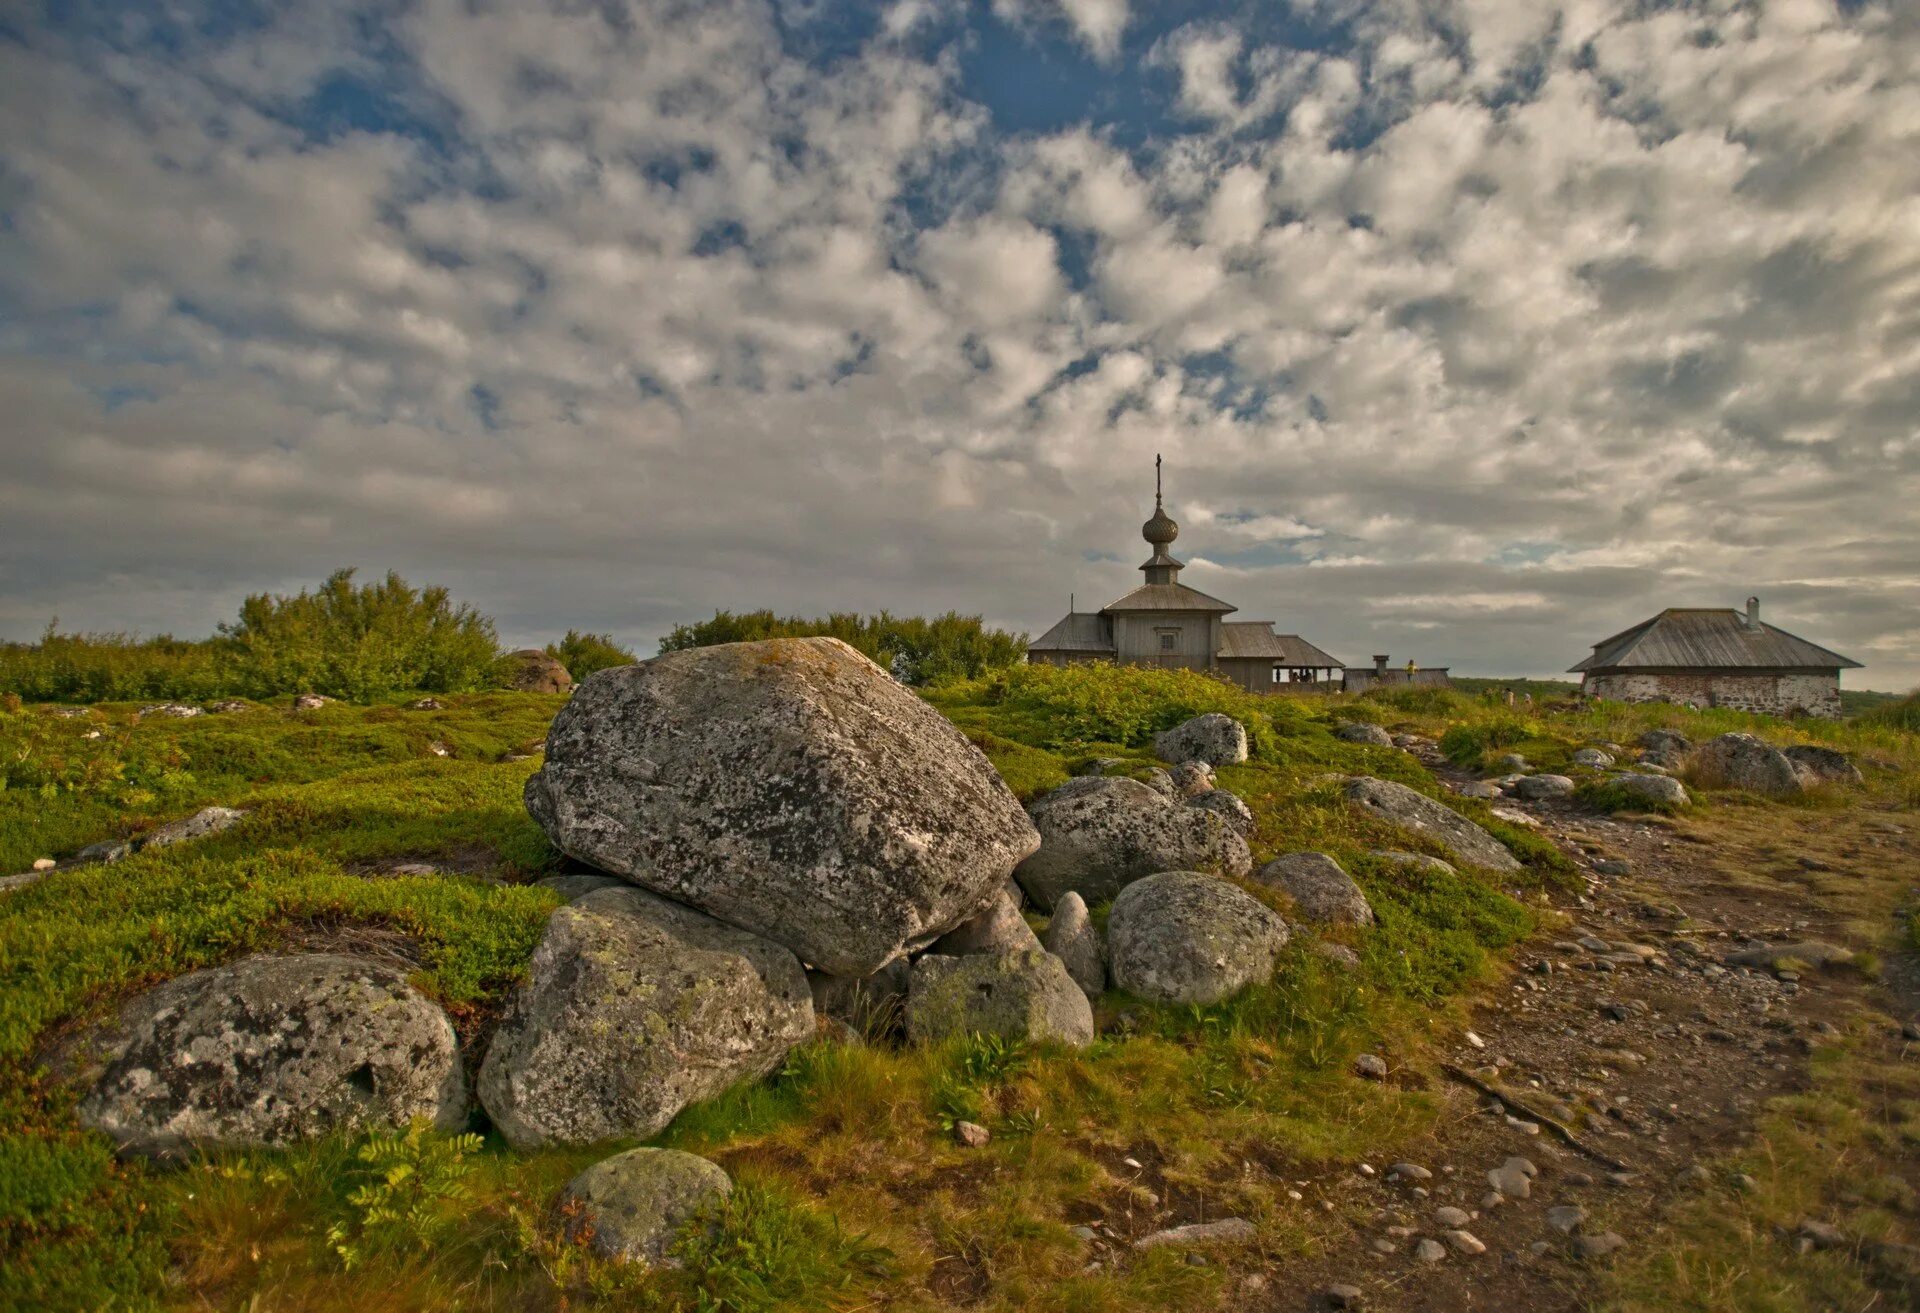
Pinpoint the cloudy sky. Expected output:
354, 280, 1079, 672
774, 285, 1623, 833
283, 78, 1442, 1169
2, 0, 1916, 686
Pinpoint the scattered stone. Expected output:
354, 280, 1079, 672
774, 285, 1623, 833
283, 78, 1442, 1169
1187, 787, 1255, 835
75, 954, 465, 1158
1132, 1218, 1256, 1251
143, 806, 248, 850
479, 887, 813, 1147
1042, 891, 1107, 997
1497, 753, 1530, 771
526, 637, 1039, 975
1326, 1283, 1365, 1309
30, 858, 55, 871
1345, 778, 1521, 871
1168, 760, 1216, 797
1253, 852, 1374, 926
1574, 1231, 1626, 1260
930, 891, 1042, 957
908, 950, 1094, 1048
1355, 1053, 1389, 1080
506, 648, 573, 694
1547, 1206, 1587, 1234
427, 741, 453, 758
387, 863, 441, 877
1725, 940, 1855, 971
1782, 745, 1862, 787
138, 702, 203, 718
1445, 1230, 1486, 1256
291, 692, 333, 710
1335, 722, 1394, 748
1638, 729, 1691, 755
1593, 859, 1632, 876
1016, 777, 1250, 910
1387, 1162, 1432, 1182
1456, 780, 1503, 799
1608, 773, 1691, 809
205, 700, 249, 714
1796, 1218, 1846, 1250
1487, 1157, 1536, 1200
1572, 748, 1615, 769
955, 1120, 991, 1148
1434, 1206, 1470, 1227
1107, 872, 1289, 1005
1153, 713, 1249, 768
1693, 732, 1806, 795
557, 1147, 731, 1265
1415, 1238, 1447, 1263
1513, 774, 1576, 801
409, 697, 445, 710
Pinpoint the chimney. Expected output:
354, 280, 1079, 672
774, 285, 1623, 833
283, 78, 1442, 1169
1745, 596, 1760, 630
1373, 654, 1389, 675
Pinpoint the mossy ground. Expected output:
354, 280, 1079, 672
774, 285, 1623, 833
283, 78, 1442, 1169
0, 668, 1913, 1311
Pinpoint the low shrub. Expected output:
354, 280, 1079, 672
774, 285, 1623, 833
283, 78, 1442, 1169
545, 630, 637, 680
660, 610, 1026, 685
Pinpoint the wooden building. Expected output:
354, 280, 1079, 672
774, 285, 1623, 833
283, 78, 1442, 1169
1569, 598, 1860, 718
1028, 462, 1343, 690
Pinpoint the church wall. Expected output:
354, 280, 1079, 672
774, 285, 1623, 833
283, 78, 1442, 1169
1111, 612, 1217, 670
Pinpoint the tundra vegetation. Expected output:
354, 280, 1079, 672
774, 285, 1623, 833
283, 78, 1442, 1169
0, 639, 1914, 1311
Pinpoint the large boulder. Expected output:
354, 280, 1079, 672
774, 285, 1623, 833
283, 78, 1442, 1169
1608, 773, 1691, 808
1153, 714, 1249, 768
478, 887, 812, 1148
930, 891, 1041, 956
558, 1147, 732, 1265
507, 648, 574, 694
1188, 788, 1255, 836
1014, 777, 1251, 911
1638, 729, 1691, 756
1253, 853, 1373, 926
525, 638, 1039, 976
1334, 722, 1394, 748
1782, 745, 1862, 787
906, 950, 1094, 1047
1692, 733, 1804, 795
1042, 891, 1107, 996
1107, 872, 1290, 1005
1512, 774, 1575, 801
1343, 778, 1522, 872
74, 954, 464, 1158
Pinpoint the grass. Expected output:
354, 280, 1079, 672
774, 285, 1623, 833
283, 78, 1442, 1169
0, 663, 1914, 1310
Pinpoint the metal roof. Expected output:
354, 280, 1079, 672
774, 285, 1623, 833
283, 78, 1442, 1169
1101, 582, 1238, 614
1569, 608, 1861, 673
1028, 611, 1116, 653
1216, 622, 1344, 666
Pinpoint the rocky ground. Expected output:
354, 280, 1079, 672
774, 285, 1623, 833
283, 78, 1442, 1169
1243, 770, 1920, 1310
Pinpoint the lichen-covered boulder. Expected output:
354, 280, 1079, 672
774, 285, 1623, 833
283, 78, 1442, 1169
143, 806, 247, 850
1188, 788, 1255, 836
1107, 872, 1290, 1005
907, 950, 1094, 1047
930, 891, 1042, 956
1608, 773, 1691, 808
1334, 722, 1393, 747
558, 1147, 732, 1265
1014, 777, 1251, 911
525, 638, 1039, 976
1638, 729, 1691, 756
74, 954, 464, 1159
1571, 748, 1615, 769
478, 887, 812, 1148
1343, 778, 1521, 872
1254, 852, 1373, 926
1782, 745, 1862, 787
1042, 891, 1107, 996
1168, 760, 1216, 797
506, 648, 574, 694
1692, 733, 1804, 795
1153, 713, 1249, 768
1512, 774, 1575, 801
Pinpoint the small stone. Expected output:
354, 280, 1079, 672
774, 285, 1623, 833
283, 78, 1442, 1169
1573, 1231, 1625, 1260
1797, 1219, 1845, 1250
1414, 1238, 1447, 1263
30, 858, 55, 871
1481, 1192, 1505, 1209
557, 1147, 732, 1265
1487, 1157, 1535, 1199
1326, 1284, 1365, 1308
1546, 1205, 1586, 1234
955, 1120, 990, 1148
1464, 1031, 1485, 1049
1132, 1218, 1256, 1251
1529, 1240, 1553, 1257
1444, 1230, 1486, 1256
1434, 1206, 1471, 1227
1387, 1162, 1432, 1182
1355, 1053, 1389, 1080
1674, 1164, 1711, 1188
1370, 1238, 1397, 1255
1071, 1225, 1097, 1243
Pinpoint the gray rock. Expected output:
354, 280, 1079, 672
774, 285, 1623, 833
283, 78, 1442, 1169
1187, 788, 1255, 836
1456, 780, 1503, 799
1168, 760, 1216, 797
1546, 1205, 1586, 1234
1415, 1238, 1447, 1263
478, 887, 812, 1148
1782, 745, 1862, 787
143, 806, 248, 850
1141, 767, 1176, 798
1638, 729, 1691, 755
1370, 850, 1456, 875
1253, 852, 1373, 926
930, 891, 1041, 956
291, 692, 333, 710
1355, 1053, 1389, 1080
1433, 1206, 1471, 1227
138, 702, 203, 718
1326, 1284, 1365, 1309
1132, 1217, 1256, 1250
1153, 713, 1249, 768
1107, 872, 1289, 1005
1497, 753, 1529, 771
408, 697, 445, 711
1014, 777, 1251, 911
955, 1119, 991, 1147
1445, 1230, 1486, 1255
558, 1147, 731, 1265
1592, 859, 1632, 877
75, 954, 464, 1158
1574, 1231, 1625, 1260
1692, 732, 1804, 795
1343, 778, 1522, 872
1724, 940, 1855, 970
1002, 877, 1027, 909
1315, 941, 1361, 968
205, 700, 250, 714
1571, 748, 1615, 769
1487, 1157, 1536, 1199
1334, 722, 1394, 748
75, 839, 134, 866
1386, 1162, 1430, 1181
906, 950, 1094, 1048
534, 873, 625, 902
506, 648, 574, 694
808, 957, 910, 1033
1608, 773, 1690, 808
1042, 891, 1106, 996
1512, 774, 1575, 801
525, 637, 1039, 976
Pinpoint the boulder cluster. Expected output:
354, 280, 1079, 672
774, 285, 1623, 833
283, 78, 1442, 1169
1467, 727, 1861, 808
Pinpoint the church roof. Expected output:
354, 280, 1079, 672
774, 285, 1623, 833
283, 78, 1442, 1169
1102, 582, 1238, 614
1569, 608, 1860, 673
1217, 622, 1343, 666
1028, 611, 1115, 653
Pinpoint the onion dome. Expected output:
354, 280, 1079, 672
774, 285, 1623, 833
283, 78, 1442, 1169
1142, 500, 1178, 548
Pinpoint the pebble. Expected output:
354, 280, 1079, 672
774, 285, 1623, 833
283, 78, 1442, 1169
1355, 1053, 1389, 1080
1415, 1238, 1447, 1264
956, 1121, 990, 1148
1574, 1231, 1626, 1260
1464, 1031, 1485, 1049
1071, 1225, 1097, 1243
1674, 1164, 1711, 1188
1326, 1284, 1365, 1309
1434, 1206, 1471, 1228
1132, 1218, 1256, 1251
1370, 1237, 1397, 1255
1797, 1219, 1845, 1250
31, 858, 56, 871
1481, 1192, 1505, 1209
1444, 1230, 1486, 1256
1387, 1162, 1432, 1182
1546, 1205, 1587, 1234
1487, 1157, 1536, 1200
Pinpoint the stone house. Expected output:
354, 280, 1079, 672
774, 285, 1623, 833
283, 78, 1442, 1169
1569, 598, 1860, 718
1028, 463, 1344, 691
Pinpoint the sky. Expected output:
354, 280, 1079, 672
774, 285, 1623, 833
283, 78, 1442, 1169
1, 0, 1916, 687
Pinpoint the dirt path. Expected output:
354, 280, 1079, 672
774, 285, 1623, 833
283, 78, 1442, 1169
1253, 780, 1920, 1312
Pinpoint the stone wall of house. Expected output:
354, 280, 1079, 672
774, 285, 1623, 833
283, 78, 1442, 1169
1584, 671, 1841, 718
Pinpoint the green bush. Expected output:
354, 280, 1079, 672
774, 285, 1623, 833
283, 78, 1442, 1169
1859, 690, 1920, 733
1439, 717, 1537, 765
660, 610, 1026, 685
0, 625, 232, 704
545, 629, 636, 679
